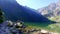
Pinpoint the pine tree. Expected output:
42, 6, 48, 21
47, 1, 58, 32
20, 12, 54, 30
0, 9, 4, 24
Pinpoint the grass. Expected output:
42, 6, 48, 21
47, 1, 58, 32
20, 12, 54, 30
48, 16, 60, 22
24, 22, 60, 33
47, 24, 60, 32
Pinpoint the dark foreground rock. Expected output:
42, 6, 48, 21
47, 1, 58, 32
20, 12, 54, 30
0, 20, 26, 34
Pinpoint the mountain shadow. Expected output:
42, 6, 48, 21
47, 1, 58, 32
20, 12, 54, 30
0, 0, 56, 24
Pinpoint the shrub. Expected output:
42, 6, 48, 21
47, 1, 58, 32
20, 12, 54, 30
0, 9, 4, 24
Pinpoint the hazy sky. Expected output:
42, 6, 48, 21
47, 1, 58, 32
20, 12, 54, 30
16, 0, 59, 10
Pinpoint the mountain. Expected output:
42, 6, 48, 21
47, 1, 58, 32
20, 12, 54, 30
0, 0, 54, 22
38, 1, 60, 22
38, 1, 60, 17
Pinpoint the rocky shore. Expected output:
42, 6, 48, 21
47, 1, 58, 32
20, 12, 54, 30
0, 20, 59, 34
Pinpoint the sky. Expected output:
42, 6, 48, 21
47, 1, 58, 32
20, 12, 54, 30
16, 0, 59, 10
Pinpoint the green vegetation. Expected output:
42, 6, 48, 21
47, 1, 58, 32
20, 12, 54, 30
48, 16, 60, 22
25, 22, 60, 33
0, 9, 4, 24
47, 24, 60, 32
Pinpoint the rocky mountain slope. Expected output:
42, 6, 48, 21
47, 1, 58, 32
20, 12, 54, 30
38, 1, 60, 22
38, 1, 60, 17
0, 0, 54, 22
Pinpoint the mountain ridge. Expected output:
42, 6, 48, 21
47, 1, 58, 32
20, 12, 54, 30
38, 1, 60, 16
38, 1, 60, 22
0, 0, 54, 22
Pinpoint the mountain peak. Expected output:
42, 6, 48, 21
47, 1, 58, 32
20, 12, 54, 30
56, 1, 60, 6
38, 0, 60, 22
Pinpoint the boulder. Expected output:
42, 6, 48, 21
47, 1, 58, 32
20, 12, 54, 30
7, 20, 13, 27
